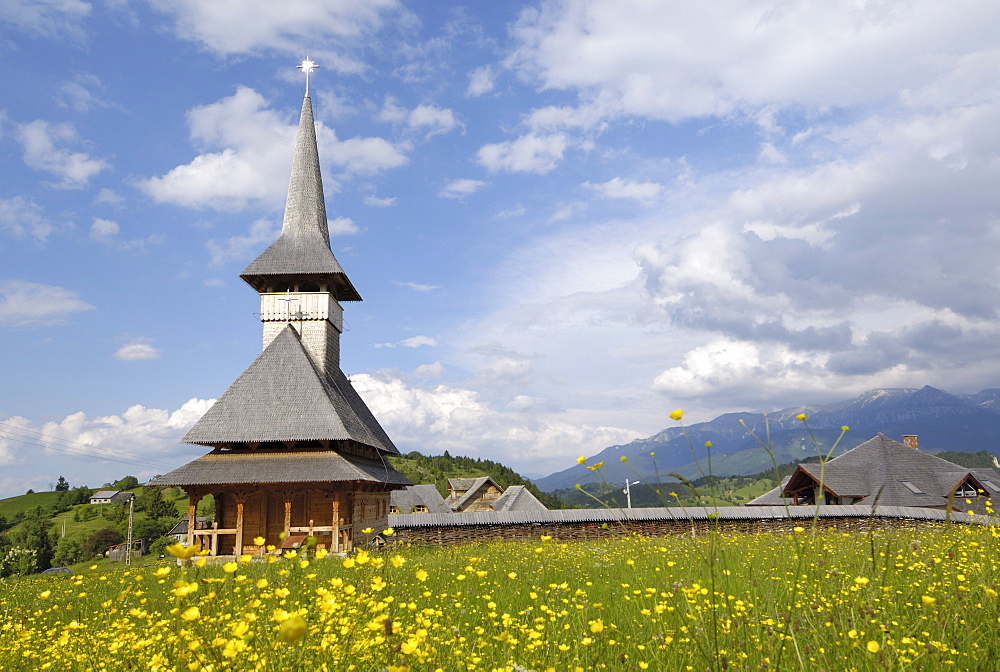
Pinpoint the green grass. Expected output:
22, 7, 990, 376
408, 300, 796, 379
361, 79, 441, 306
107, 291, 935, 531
2, 524, 999, 670
0, 491, 61, 520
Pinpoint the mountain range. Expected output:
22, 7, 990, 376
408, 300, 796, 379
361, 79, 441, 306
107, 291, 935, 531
535, 386, 1000, 493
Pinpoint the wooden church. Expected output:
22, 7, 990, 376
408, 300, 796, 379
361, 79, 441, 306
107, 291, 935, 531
151, 63, 410, 555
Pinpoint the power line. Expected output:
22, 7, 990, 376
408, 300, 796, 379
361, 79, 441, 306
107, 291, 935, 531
0, 422, 182, 473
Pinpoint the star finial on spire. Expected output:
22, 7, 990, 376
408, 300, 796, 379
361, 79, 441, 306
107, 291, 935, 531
298, 57, 318, 96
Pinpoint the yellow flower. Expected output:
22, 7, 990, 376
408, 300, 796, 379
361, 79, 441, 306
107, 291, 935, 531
793, 526, 805, 533
256, 578, 269, 589
193, 556, 207, 568
669, 409, 684, 421
222, 562, 239, 573
866, 641, 880, 653
540, 535, 552, 542
180, 607, 201, 622
166, 543, 202, 560
383, 527, 394, 536
239, 554, 252, 564
153, 566, 171, 577
985, 587, 998, 598
854, 576, 869, 586
38, 590, 51, 599
390, 555, 406, 568
620, 456, 628, 462
576, 455, 587, 464
253, 536, 266, 546
361, 527, 374, 535
922, 595, 937, 606
278, 614, 308, 642
589, 619, 604, 634
314, 548, 328, 560
796, 413, 807, 421
587, 461, 606, 471
415, 569, 428, 582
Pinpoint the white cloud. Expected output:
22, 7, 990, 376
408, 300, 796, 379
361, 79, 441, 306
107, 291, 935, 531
90, 217, 120, 242
16, 120, 108, 188
439, 178, 487, 199
396, 281, 441, 292
148, 0, 404, 70
0, 280, 94, 327
57, 73, 115, 113
0, 398, 215, 496
93, 188, 124, 206
140, 87, 407, 212
467, 65, 496, 97
328, 216, 359, 236
0, 196, 52, 241
364, 195, 397, 207
114, 342, 161, 361
352, 371, 639, 473
584, 177, 663, 203
509, 1, 1000, 123
477, 133, 568, 174
206, 218, 281, 267
0, 0, 90, 41
374, 335, 437, 349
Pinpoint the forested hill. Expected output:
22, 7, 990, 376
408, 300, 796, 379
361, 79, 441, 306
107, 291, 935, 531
387, 451, 564, 510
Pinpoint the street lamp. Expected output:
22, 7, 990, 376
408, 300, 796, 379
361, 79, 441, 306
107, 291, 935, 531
623, 479, 641, 509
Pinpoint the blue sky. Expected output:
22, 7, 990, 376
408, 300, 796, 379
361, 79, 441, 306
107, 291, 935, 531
3, 0, 1000, 497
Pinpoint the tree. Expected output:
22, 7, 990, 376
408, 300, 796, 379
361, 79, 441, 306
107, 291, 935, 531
8, 514, 54, 573
113, 476, 140, 490
54, 476, 70, 492
82, 528, 123, 559
139, 488, 178, 521
52, 537, 84, 567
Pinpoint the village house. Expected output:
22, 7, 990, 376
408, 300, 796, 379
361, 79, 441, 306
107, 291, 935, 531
150, 64, 410, 555
446, 477, 505, 512
389, 484, 451, 514
747, 433, 1000, 513
88, 490, 133, 505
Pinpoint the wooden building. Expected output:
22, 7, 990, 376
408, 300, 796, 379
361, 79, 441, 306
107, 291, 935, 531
746, 433, 1000, 513
150, 71, 410, 555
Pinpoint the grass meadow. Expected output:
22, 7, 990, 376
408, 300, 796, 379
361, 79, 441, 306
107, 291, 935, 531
2, 523, 999, 671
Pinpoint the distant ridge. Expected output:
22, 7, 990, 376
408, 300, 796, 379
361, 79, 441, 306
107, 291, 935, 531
535, 386, 1000, 493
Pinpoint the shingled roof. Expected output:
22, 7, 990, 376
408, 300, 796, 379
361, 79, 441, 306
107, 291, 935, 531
240, 94, 360, 301
489, 485, 548, 513
181, 325, 397, 453
390, 484, 451, 514
747, 433, 1000, 508
150, 450, 410, 487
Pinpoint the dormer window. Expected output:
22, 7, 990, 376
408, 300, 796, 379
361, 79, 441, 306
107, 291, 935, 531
956, 480, 979, 497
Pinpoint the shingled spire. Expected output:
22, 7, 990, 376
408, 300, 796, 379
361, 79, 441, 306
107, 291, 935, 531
240, 93, 361, 301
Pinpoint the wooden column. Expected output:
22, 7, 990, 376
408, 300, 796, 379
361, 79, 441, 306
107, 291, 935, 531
283, 495, 292, 538
331, 494, 340, 553
234, 492, 246, 556
187, 494, 201, 547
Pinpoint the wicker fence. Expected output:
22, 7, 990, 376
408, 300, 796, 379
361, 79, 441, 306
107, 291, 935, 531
388, 504, 993, 545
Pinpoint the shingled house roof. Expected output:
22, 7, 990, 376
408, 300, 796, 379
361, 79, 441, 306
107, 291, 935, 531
240, 95, 360, 302
746, 433, 1000, 508
446, 476, 502, 511
150, 450, 410, 487
489, 485, 548, 513
390, 484, 451, 514
180, 325, 397, 453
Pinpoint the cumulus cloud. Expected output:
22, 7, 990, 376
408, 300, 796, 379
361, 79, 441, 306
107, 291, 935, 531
439, 178, 487, 199
16, 120, 108, 188
0, 398, 215, 496
0, 280, 94, 327
351, 371, 639, 473
206, 218, 281, 267
364, 195, 396, 207
467, 65, 496, 97
508, 1, 1000, 122
90, 217, 119, 242
140, 87, 407, 211
374, 335, 437, 349
0, 0, 90, 41
0, 197, 52, 241
381, 98, 459, 137
148, 0, 404, 71
56, 73, 116, 113
584, 177, 663, 203
114, 342, 161, 361
477, 133, 568, 174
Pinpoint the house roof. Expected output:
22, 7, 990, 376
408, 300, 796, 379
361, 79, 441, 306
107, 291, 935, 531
90, 490, 118, 499
390, 484, 451, 513
240, 94, 360, 301
490, 485, 548, 513
447, 476, 500, 510
180, 325, 397, 453
148, 449, 410, 488
748, 433, 1000, 508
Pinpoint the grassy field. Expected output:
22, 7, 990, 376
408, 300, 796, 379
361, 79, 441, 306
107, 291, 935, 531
2, 522, 999, 671
0, 491, 61, 520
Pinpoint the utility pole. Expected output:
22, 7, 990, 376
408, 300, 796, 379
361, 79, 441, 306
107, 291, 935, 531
125, 496, 134, 566
623, 479, 640, 509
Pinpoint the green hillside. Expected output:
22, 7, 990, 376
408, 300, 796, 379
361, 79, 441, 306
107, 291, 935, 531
0, 490, 61, 520
387, 451, 564, 509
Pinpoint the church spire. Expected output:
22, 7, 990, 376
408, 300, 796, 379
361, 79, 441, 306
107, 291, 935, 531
240, 62, 360, 301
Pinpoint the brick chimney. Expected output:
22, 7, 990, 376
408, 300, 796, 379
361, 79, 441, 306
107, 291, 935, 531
902, 435, 919, 450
